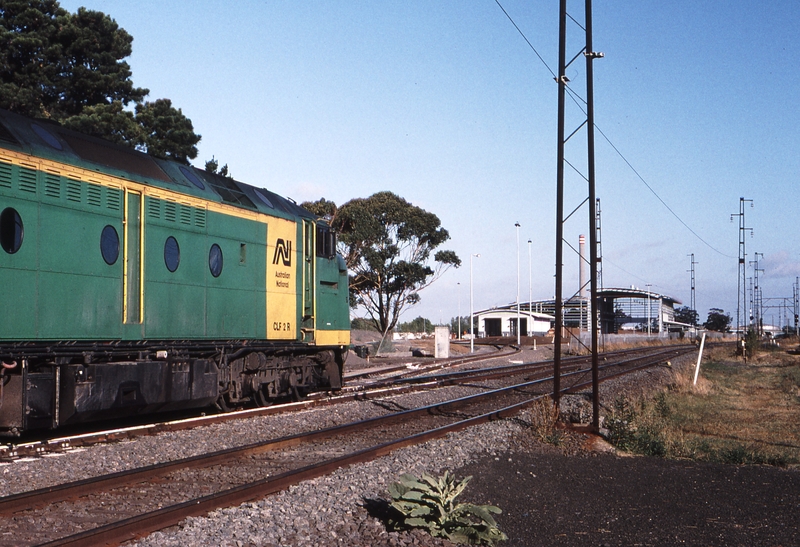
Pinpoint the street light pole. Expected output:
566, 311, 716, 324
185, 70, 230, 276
646, 283, 652, 336
470, 253, 480, 353
457, 282, 461, 340
515, 222, 521, 346
528, 239, 532, 318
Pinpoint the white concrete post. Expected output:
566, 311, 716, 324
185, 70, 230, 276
693, 332, 707, 385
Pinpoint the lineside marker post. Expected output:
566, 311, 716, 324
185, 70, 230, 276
693, 332, 707, 385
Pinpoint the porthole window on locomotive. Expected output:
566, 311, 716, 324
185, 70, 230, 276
100, 225, 119, 265
164, 236, 180, 272
0, 207, 23, 254
209, 243, 223, 277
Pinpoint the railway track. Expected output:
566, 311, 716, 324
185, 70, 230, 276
0, 344, 696, 546
0, 346, 519, 462
0, 344, 689, 462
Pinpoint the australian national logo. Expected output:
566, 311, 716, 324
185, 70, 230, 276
272, 238, 292, 289
272, 238, 292, 266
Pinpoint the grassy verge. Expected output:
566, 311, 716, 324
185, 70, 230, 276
605, 347, 800, 466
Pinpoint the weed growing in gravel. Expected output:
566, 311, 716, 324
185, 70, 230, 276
527, 399, 565, 446
387, 471, 507, 545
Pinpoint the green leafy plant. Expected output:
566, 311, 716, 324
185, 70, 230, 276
387, 471, 507, 545
744, 328, 760, 359
605, 396, 638, 451
605, 396, 667, 456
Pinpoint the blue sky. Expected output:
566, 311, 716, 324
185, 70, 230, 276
61, 1, 800, 329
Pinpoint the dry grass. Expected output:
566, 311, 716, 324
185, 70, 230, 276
527, 399, 561, 442
606, 348, 800, 466
668, 364, 713, 396
564, 336, 693, 356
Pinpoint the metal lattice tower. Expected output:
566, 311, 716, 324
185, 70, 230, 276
554, 0, 603, 430
596, 198, 604, 290
595, 198, 604, 350
731, 197, 753, 335
688, 253, 697, 322
762, 296, 793, 334
792, 277, 800, 336
750, 252, 764, 335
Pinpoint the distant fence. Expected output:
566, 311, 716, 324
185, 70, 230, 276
573, 331, 735, 346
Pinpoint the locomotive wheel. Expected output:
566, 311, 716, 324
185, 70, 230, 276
255, 387, 272, 407
216, 394, 231, 412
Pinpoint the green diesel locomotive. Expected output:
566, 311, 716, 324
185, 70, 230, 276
0, 109, 350, 436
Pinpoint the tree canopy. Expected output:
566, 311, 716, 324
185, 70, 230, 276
397, 316, 434, 334
204, 155, 231, 178
673, 306, 699, 326
0, 0, 200, 162
303, 192, 461, 334
703, 308, 731, 332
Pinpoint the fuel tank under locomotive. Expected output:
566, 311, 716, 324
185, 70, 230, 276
0, 348, 343, 437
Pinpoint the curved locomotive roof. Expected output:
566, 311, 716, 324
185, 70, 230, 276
0, 108, 314, 222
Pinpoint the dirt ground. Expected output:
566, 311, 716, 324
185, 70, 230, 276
457, 442, 798, 547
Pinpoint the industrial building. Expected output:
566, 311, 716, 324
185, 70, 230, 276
472, 307, 555, 338
473, 287, 685, 339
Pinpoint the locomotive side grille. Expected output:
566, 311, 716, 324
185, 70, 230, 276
44, 173, 61, 198
0, 161, 12, 188
180, 203, 192, 225
194, 208, 206, 228
87, 183, 102, 207
147, 198, 160, 220
66, 178, 82, 203
164, 201, 177, 222
18, 167, 37, 193
106, 187, 121, 211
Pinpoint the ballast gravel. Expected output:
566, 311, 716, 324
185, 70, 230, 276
0, 346, 696, 547
128, 421, 517, 547
0, 383, 484, 498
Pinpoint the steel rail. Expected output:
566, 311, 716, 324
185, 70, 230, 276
344, 344, 521, 381
0, 362, 550, 515
0, 344, 689, 461
0, 349, 519, 461
1, 344, 691, 463
389, 344, 689, 385
1, 345, 693, 516
36, 345, 696, 547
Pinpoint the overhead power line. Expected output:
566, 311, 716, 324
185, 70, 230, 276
493, 0, 555, 79
493, 0, 736, 260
